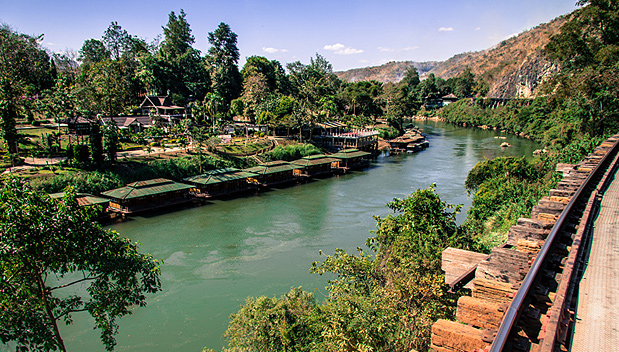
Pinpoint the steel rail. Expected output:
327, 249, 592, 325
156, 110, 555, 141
489, 137, 619, 352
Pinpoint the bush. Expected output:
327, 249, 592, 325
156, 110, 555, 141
262, 144, 321, 161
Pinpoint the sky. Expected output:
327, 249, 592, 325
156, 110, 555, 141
1, 0, 579, 72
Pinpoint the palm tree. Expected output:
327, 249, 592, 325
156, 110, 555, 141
204, 92, 224, 134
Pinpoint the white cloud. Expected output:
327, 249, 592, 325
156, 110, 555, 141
438, 27, 454, 32
324, 43, 364, 55
324, 43, 346, 51
262, 47, 288, 54
475, 27, 481, 31
378, 46, 395, 52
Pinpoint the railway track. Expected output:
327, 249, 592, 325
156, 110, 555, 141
432, 134, 619, 352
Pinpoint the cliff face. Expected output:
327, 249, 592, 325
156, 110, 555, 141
335, 14, 568, 98
486, 51, 559, 98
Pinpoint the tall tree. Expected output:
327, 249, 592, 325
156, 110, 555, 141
204, 92, 224, 132
78, 39, 110, 65
0, 177, 162, 351
207, 22, 242, 107
287, 54, 341, 132
0, 25, 53, 154
77, 59, 135, 116
102, 22, 131, 61
89, 122, 104, 166
240, 73, 270, 121
160, 9, 195, 59
103, 119, 119, 162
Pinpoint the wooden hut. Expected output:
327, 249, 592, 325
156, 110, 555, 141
184, 168, 259, 198
291, 154, 339, 177
62, 116, 94, 136
330, 148, 372, 171
102, 178, 192, 214
243, 161, 297, 187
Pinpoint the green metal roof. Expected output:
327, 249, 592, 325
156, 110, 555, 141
49, 192, 110, 207
331, 149, 371, 159
291, 155, 339, 167
244, 161, 296, 175
102, 178, 191, 200
184, 168, 258, 185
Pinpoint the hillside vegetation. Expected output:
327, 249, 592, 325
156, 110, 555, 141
336, 15, 568, 98
336, 61, 438, 83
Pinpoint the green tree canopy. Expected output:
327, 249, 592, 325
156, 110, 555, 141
223, 186, 472, 352
0, 25, 54, 154
102, 22, 132, 61
79, 39, 111, 65
160, 9, 195, 59
207, 22, 242, 107
0, 177, 162, 351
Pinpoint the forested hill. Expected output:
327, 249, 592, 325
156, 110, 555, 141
336, 13, 568, 98
335, 61, 439, 83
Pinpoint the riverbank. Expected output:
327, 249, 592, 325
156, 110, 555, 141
58, 120, 542, 352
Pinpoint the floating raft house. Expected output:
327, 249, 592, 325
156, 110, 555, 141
290, 154, 340, 177
330, 148, 372, 171
389, 129, 428, 153
243, 161, 297, 186
184, 168, 259, 198
102, 178, 192, 214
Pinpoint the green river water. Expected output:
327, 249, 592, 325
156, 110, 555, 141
57, 121, 540, 351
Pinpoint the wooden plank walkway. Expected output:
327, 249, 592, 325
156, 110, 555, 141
571, 171, 619, 351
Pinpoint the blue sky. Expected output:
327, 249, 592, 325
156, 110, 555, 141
2, 0, 578, 71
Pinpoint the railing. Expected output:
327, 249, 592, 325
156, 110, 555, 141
490, 135, 619, 351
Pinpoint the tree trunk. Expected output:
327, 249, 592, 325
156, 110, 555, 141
35, 267, 66, 351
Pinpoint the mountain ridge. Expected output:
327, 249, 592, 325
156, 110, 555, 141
335, 14, 569, 98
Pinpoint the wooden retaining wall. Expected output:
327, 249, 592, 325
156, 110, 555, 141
431, 135, 619, 352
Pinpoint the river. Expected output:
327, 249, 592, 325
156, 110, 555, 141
59, 120, 539, 351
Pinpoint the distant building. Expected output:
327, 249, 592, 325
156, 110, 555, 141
62, 116, 94, 136
101, 116, 151, 133
313, 123, 380, 153
441, 93, 459, 106
139, 96, 186, 124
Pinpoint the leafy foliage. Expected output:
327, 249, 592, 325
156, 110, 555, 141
224, 287, 319, 352
0, 25, 53, 154
29, 153, 255, 194
224, 186, 472, 351
261, 144, 321, 162
0, 177, 162, 351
